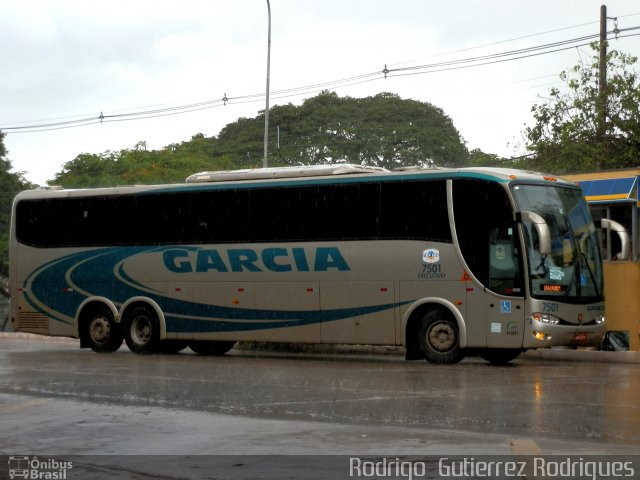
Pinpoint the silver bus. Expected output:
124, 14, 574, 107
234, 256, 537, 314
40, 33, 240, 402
9, 164, 613, 364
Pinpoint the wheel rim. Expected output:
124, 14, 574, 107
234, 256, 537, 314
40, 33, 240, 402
427, 320, 456, 353
130, 315, 152, 346
89, 315, 110, 344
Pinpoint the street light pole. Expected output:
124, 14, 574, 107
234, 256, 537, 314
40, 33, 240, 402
263, 0, 271, 168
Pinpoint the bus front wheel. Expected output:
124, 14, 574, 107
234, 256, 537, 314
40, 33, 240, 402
124, 305, 160, 354
82, 306, 123, 353
419, 309, 464, 364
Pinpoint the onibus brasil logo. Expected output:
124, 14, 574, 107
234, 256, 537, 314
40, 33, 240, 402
8, 456, 72, 480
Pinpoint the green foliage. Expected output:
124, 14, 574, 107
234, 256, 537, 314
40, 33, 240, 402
523, 44, 640, 173
51, 135, 230, 187
0, 131, 34, 288
217, 91, 469, 170
52, 92, 472, 187
468, 148, 510, 167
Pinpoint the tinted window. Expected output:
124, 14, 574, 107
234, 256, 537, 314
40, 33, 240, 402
248, 183, 380, 241
15, 178, 452, 247
380, 181, 450, 241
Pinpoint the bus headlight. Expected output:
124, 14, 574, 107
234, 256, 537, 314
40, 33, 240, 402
532, 331, 550, 341
531, 312, 560, 325
595, 315, 605, 324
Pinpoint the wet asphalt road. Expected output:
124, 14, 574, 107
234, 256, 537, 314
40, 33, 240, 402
1, 335, 639, 462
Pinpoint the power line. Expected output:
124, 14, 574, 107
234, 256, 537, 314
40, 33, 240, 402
2, 27, 639, 134
384, 29, 638, 76
386, 20, 601, 68
2, 70, 385, 133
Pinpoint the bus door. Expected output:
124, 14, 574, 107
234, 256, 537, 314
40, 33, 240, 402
485, 229, 525, 348
451, 178, 526, 349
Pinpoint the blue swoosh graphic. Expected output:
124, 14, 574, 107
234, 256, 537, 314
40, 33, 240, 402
24, 247, 403, 333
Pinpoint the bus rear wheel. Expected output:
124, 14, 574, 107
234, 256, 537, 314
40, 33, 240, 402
83, 306, 123, 353
189, 340, 236, 356
419, 309, 464, 364
124, 305, 160, 354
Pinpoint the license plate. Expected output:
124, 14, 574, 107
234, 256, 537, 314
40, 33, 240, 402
574, 332, 588, 342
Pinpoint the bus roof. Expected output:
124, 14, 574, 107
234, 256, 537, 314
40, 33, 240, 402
186, 164, 572, 186
185, 164, 388, 183
16, 165, 574, 200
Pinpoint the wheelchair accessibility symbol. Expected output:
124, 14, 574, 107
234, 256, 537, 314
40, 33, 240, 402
500, 300, 512, 314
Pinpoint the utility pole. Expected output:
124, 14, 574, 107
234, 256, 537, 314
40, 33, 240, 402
597, 4, 607, 141
263, 0, 271, 168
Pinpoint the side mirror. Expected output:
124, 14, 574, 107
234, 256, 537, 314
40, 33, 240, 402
518, 211, 551, 256
601, 219, 630, 260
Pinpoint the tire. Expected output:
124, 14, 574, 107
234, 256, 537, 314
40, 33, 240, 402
82, 306, 123, 353
480, 348, 522, 365
124, 305, 161, 354
419, 309, 464, 364
189, 340, 236, 356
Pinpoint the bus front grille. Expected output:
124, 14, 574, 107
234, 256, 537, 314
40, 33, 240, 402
18, 312, 49, 335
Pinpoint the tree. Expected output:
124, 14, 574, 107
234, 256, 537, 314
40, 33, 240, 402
52, 92, 475, 187
523, 44, 640, 173
215, 91, 469, 170
51, 152, 119, 187
468, 148, 508, 167
0, 130, 33, 300
51, 135, 228, 187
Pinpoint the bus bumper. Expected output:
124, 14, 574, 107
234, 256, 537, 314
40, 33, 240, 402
523, 318, 606, 349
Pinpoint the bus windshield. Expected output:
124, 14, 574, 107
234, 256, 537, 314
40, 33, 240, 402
512, 183, 604, 302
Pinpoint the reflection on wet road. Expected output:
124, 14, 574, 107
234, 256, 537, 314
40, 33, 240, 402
1, 336, 639, 455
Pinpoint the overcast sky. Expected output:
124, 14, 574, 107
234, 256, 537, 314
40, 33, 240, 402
1, 0, 639, 185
